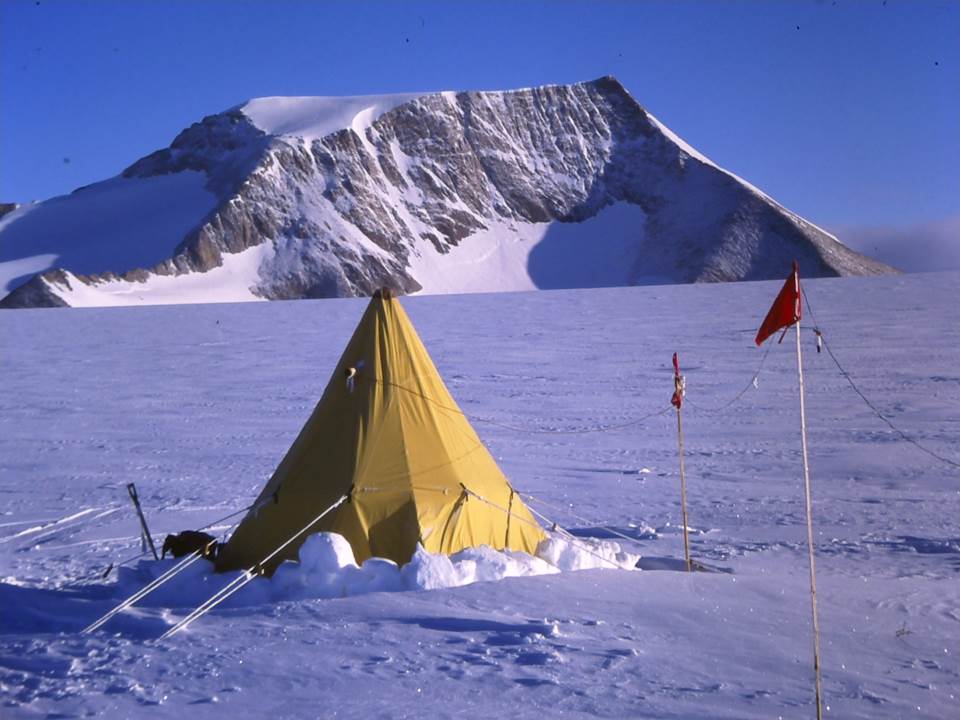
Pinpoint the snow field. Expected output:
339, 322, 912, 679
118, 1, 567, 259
1, 272, 958, 718
406, 203, 653, 294
47, 243, 273, 307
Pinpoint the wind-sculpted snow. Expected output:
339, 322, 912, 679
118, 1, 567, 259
0, 77, 893, 308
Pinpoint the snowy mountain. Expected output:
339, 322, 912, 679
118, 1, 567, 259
0, 77, 893, 308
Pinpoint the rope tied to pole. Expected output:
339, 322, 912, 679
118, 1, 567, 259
519, 493, 651, 547
82, 495, 274, 629
459, 485, 627, 571
683, 341, 773, 414
158, 493, 350, 640
197, 501, 259, 531
802, 290, 960, 470
372, 377, 673, 435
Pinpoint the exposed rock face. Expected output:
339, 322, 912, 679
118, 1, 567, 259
0, 270, 69, 308
0, 76, 893, 308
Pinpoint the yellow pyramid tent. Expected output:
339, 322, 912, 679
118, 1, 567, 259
215, 289, 545, 574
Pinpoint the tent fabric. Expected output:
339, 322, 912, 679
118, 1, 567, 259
215, 289, 545, 575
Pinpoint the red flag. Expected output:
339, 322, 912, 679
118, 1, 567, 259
755, 261, 801, 346
671, 352, 684, 409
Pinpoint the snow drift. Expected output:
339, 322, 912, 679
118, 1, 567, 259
115, 532, 638, 610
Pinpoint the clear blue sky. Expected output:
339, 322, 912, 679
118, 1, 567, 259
1, 0, 957, 233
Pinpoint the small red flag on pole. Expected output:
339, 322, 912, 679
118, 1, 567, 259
670, 353, 691, 572
755, 260, 801, 346
756, 261, 824, 720
671, 352, 684, 409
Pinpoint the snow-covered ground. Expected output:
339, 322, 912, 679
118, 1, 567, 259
1, 272, 957, 718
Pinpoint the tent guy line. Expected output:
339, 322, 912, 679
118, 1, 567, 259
472, 494, 623, 571
516, 501, 631, 570
0, 506, 119, 545
373, 377, 675, 435
683, 341, 773, 414
76, 499, 266, 583
521, 493, 653, 548
81, 504, 264, 632
802, 289, 960, 470
82, 548, 210, 634
158, 493, 350, 640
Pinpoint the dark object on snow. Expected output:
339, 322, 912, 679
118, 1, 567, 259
126, 482, 159, 560
162, 530, 218, 559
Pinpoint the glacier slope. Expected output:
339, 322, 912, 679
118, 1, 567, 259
0, 172, 218, 296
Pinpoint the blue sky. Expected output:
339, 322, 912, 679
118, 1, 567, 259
2, 0, 957, 237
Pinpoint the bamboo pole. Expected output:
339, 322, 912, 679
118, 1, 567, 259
126, 483, 159, 561
672, 353, 692, 572
795, 317, 823, 720
675, 406, 692, 572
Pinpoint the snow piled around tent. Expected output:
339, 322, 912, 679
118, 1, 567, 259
116, 532, 638, 608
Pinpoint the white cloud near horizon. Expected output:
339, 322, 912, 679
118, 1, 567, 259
833, 214, 960, 273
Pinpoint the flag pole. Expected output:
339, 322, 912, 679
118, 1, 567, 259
675, 405, 692, 573
755, 261, 824, 717
794, 290, 823, 720
671, 353, 692, 572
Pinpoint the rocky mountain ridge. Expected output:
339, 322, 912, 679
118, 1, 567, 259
0, 77, 893, 308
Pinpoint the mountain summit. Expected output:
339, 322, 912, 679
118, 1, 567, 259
0, 77, 893, 308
